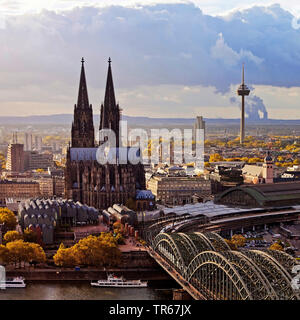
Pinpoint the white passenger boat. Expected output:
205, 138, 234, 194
0, 277, 26, 289
91, 274, 147, 288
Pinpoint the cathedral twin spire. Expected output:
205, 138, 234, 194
71, 57, 120, 148
76, 57, 90, 109
100, 57, 120, 148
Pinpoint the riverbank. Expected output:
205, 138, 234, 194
6, 267, 170, 281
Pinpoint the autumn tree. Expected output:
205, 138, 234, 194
23, 228, 38, 243
5, 240, 45, 268
231, 234, 246, 248
53, 234, 121, 268
98, 233, 121, 267
0, 208, 17, 230
269, 241, 284, 251
113, 222, 124, 234
53, 243, 77, 267
225, 239, 237, 250
248, 157, 263, 164
114, 232, 125, 245
209, 153, 224, 162
0, 245, 9, 265
6, 240, 23, 267
72, 236, 104, 266
293, 159, 300, 165
29, 243, 46, 265
3, 230, 23, 243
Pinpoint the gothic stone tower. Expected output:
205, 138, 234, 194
100, 58, 120, 148
71, 58, 95, 148
65, 58, 145, 209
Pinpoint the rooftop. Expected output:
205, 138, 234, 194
215, 182, 300, 207
162, 201, 263, 218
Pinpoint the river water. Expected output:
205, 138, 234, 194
0, 282, 172, 300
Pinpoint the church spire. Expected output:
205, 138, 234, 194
104, 57, 116, 110
77, 57, 90, 109
100, 57, 120, 147
71, 58, 95, 148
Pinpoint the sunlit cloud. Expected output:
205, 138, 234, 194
0, 2, 299, 119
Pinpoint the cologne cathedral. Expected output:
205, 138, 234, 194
65, 58, 145, 209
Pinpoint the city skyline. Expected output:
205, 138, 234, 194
0, 1, 300, 119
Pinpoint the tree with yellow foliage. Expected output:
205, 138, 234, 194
248, 157, 263, 164
209, 153, 224, 162
0, 208, 17, 230
6, 240, 46, 268
3, 230, 23, 243
23, 228, 38, 243
28, 243, 46, 265
269, 241, 284, 251
0, 244, 9, 264
225, 239, 237, 250
72, 236, 104, 266
231, 234, 246, 248
114, 232, 125, 245
98, 233, 121, 267
53, 233, 121, 268
53, 243, 77, 267
277, 156, 284, 162
113, 221, 124, 234
293, 159, 300, 165
204, 162, 210, 168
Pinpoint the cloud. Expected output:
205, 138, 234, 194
211, 32, 263, 67
0, 3, 299, 118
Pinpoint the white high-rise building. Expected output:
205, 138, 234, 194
34, 135, 43, 152
24, 133, 32, 151
193, 116, 206, 141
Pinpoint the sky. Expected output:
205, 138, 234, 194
0, 1, 300, 119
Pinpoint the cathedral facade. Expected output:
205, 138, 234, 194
65, 58, 145, 209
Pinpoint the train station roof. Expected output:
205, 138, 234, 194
214, 182, 300, 208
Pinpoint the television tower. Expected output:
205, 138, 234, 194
237, 64, 250, 144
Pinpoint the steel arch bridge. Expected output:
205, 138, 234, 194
151, 232, 300, 300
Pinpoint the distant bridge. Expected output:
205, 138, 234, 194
146, 231, 299, 300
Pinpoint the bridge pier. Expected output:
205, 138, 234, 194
173, 289, 192, 300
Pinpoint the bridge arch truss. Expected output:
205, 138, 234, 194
151, 232, 299, 300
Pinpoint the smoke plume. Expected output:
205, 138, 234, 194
230, 94, 268, 121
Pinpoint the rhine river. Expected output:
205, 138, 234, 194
0, 282, 171, 300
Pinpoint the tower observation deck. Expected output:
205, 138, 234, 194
237, 64, 250, 144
